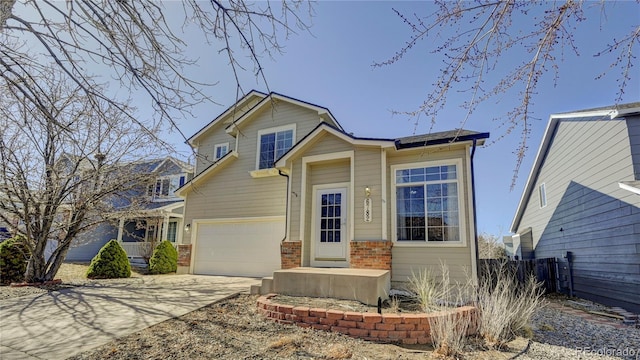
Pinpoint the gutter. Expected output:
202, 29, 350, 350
470, 139, 480, 278
278, 170, 290, 243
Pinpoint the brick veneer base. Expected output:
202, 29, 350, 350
177, 244, 192, 267
350, 241, 392, 270
281, 241, 301, 269
257, 294, 477, 345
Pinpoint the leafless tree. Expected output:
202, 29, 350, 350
478, 232, 506, 260
0, 1, 311, 282
0, 65, 165, 282
1, 0, 312, 142
375, 1, 639, 188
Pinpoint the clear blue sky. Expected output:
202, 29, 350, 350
165, 1, 639, 236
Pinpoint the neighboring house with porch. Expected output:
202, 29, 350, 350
510, 102, 640, 312
66, 157, 193, 262
176, 91, 489, 284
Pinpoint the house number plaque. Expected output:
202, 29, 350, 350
364, 198, 372, 222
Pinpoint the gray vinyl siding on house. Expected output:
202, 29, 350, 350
626, 116, 640, 179
183, 101, 325, 244
385, 145, 474, 283
515, 118, 640, 312
66, 223, 117, 262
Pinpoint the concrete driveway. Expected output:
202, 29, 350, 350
0, 275, 259, 360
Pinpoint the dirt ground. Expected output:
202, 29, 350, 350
68, 293, 527, 360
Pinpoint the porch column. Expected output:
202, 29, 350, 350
160, 214, 169, 242
117, 218, 125, 242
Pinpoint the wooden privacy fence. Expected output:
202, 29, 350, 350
479, 258, 558, 294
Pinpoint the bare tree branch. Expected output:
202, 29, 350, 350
375, 0, 639, 189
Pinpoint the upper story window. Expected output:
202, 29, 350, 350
393, 161, 463, 244
539, 183, 547, 208
148, 174, 186, 200
256, 125, 295, 169
213, 143, 229, 161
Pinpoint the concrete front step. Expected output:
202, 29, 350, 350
250, 277, 274, 295
272, 267, 390, 306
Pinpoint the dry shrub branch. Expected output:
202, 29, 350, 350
476, 260, 544, 348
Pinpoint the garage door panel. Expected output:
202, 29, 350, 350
193, 219, 283, 277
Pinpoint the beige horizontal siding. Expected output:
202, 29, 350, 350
353, 147, 383, 241
392, 246, 473, 283
194, 98, 262, 175
183, 99, 325, 245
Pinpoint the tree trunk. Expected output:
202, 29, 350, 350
44, 241, 73, 281
24, 253, 46, 283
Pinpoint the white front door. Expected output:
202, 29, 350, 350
313, 188, 348, 265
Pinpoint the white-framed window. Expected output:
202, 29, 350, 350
213, 143, 229, 161
539, 183, 547, 208
392, 160, 464, 244
166, 221, 178, 242
149, 174, 186, 200
256, 124, 296, 170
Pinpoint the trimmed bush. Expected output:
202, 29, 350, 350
0, 236, 29, 285
86, 239, 131, 279
149, 240, 177, 274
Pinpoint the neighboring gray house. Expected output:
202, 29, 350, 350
510, 102, 640, 312
65, 157, 193, 262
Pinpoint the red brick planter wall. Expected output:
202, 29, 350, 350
257, 294, 477, 345
350, 241, 392, 270
177, 244, 192, 267
281, 241, 302, 269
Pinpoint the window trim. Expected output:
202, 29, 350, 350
255, 124, 296, 170
213, 142, 230, 161
539, 183, 547, 208
390, 159, 466, 247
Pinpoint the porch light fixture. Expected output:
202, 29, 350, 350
184, 223, 191, 233
365, 186, 371, 198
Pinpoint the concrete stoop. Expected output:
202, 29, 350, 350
271, 267, 390, 306
250, 277, 274, 295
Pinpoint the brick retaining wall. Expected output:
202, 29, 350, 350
257, 294, 477, 344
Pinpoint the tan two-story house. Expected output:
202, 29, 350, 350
176, 91, 489, 283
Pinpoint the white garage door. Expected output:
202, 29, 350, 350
193, 217, 284, 277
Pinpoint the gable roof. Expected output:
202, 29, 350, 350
510, 102, 640, 233
174, 150, 238, 197
275, 122, 489, 168
188, 90, 267, 145
275, 122, 395, 167
225, 92, 343, 136
187, 90, 345, 145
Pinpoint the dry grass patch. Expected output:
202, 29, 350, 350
323, 344, 353, 359
477, 261, 544, 349
267, 335, 305, 349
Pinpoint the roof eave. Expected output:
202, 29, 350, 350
187, 90, 267, 145
274, 123, 394, 168
395, 132, 490, 150
175, 151, 238, 197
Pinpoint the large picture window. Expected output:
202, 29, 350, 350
257, 125, 295, 169
395, 163, 461, 243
